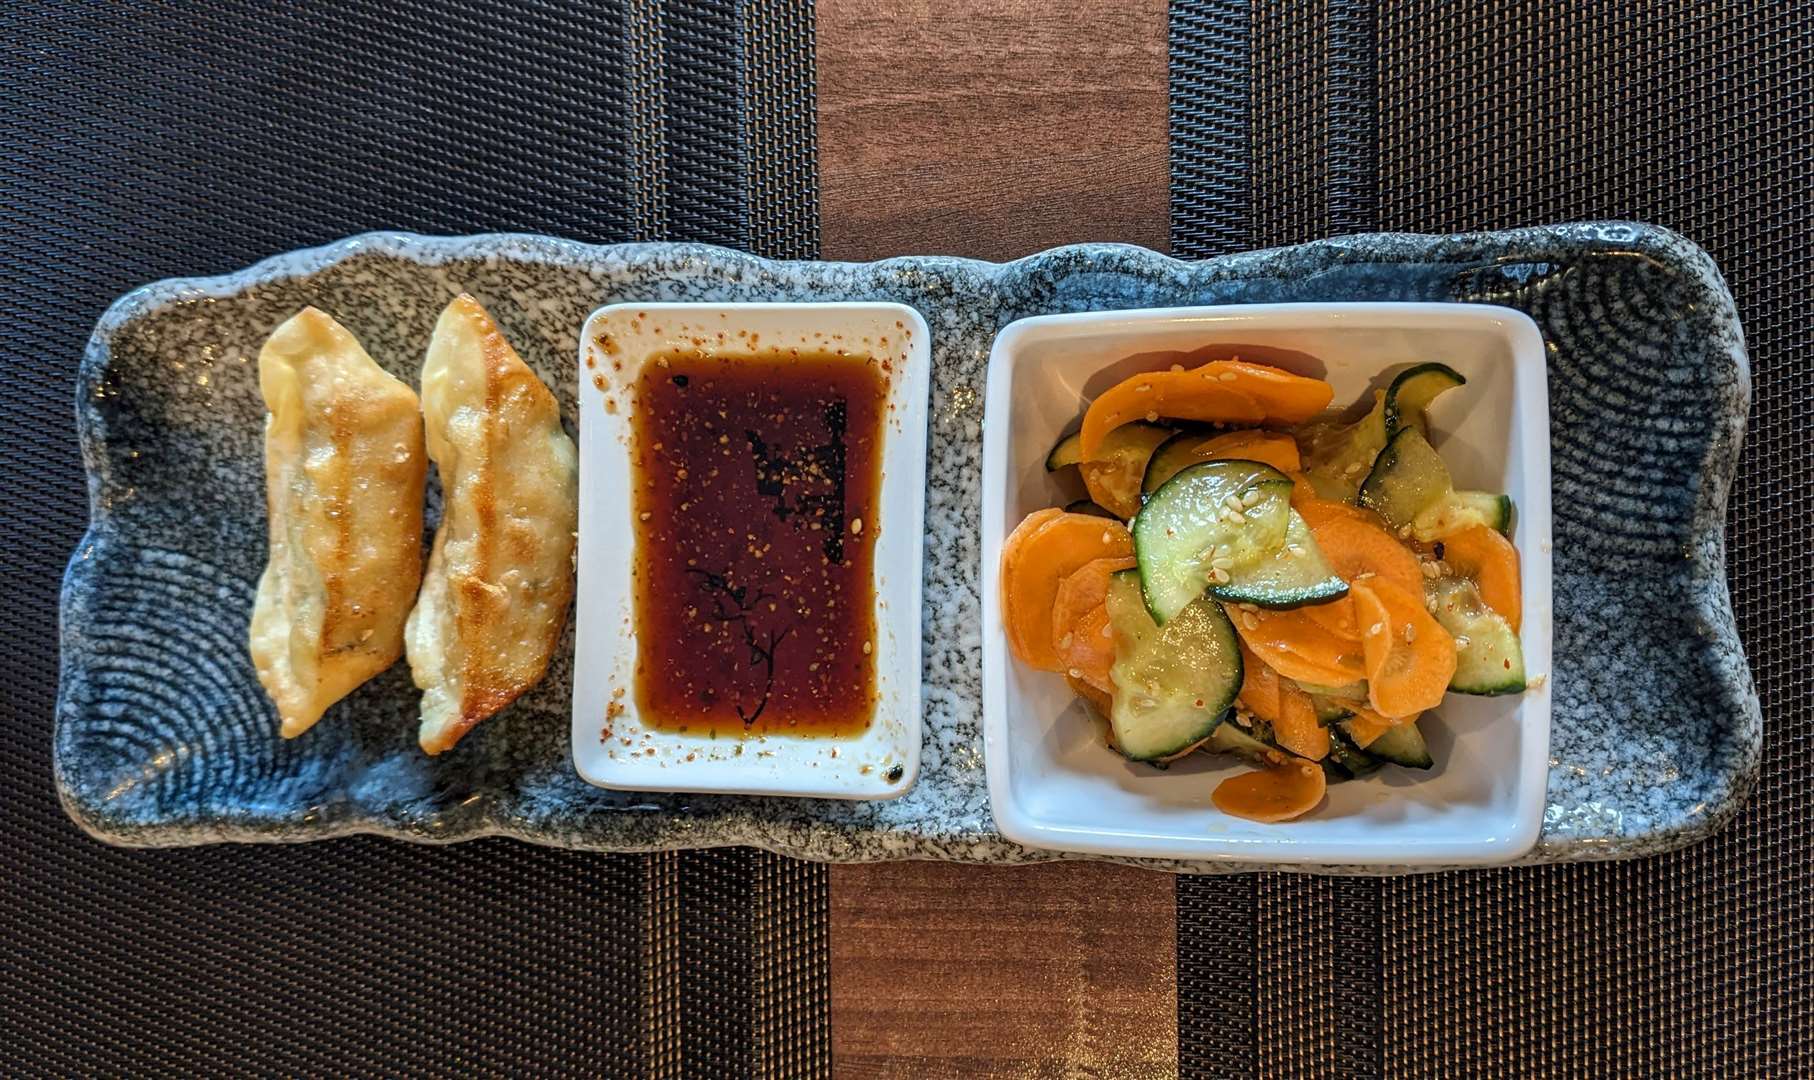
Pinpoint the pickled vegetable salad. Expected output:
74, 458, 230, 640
999, 357, 1525, 822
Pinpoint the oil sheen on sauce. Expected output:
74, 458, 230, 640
631, 350, 884, 738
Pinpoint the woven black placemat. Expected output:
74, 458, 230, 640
1171, 0, 1812, 1076
2, 2, 824, 1076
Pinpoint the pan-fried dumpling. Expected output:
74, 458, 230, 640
249, 307, 427, 737
406, 295, 578, 755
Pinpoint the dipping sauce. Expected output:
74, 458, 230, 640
631, 351, 885, 737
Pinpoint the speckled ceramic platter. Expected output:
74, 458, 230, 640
57, 223, 1757, 871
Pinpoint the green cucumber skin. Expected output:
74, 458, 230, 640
1141, 430, 1208, 495
1427, 577, 1527, 695
1063, 499, 1120, 519
1046, 430, 1083, 471
1205, 509, 1350, 610
1133, 460, 1293, 625
1383, 362, 1466, 438
1346, 719, 1435, 769
1104, 572, 1242, 762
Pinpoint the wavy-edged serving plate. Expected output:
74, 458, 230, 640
57, 224, 1756, 871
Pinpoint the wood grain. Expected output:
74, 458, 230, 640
829, 861, 1177, 1080
816, 1, 1176, 1075
817, 0, 1170, 264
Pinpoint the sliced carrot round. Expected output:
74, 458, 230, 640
1050, 555, 1137, 691
999, 512, 1134, 671
1195, 360, 1335, 425
1236, 639, 1282, 721
1438, 525, 1522, 632
1232, 607, 1367, 686
1213, 756, 1327, 822
1344, 704, 1415, 748
1080, 374, 1263, 460
1350, 578, 1456, 717
1307, 514, 1424, 596
1273, 681, 1331, 761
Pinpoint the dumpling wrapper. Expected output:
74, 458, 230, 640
406, 295, 579, 755
249, 307, 427, 737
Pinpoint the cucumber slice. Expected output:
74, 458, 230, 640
1206, 716, 1276, 765
1080, 422, 1175, 518
1132, 460, 1293, 624
1141, 430, 1209, 494
1207, 508, 1350, 610
1427, 577, 1526, 694
1324, 726, 1382, 780
1302, 391, 1388, 502
1359, 426, 1452, 528
1303, 364, 1466, 502
1355, 719, 1435, 769
1450, 490, 1515, 536
1046, 430, 1083, 471
1103, 571, 1242, 761
1359, 427, 1516, 542
1384, 362, 1466, 438
1063, 498, 1120, 519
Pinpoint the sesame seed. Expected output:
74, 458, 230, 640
1211, 567, 1232, 584
1402, 623, 1417, 643
1101, 530, 1113, 544
1344, 462, 1363, 475
852, 517, 864, 534
1211, 556, 1234, 570
1421, 561, 1440, 578
639, 511, 652, 521
1242, 611, 1260, 629
1241, 488, 1264, 507
1170, 364, 1185, 372
1214, 544, 1232, 558
1145, 411, 1159, 422
1068, 668, 1082, 679
1223, 494, 1244, 511
1453, 635, 1471, 649
1134, 383, 1152, 392
1058, 632, 1074, 650
1218, 372, 1238, 382
863, 640, 873, 654
1369, 622, 1385, 636
1288, 544, 1307, 558
1100, 623, 1113, 638
1398, 525, 1413, 539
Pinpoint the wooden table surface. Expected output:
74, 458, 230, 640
816, 2, 1179, 1075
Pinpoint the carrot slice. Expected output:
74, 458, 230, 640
1051, 556, 1137, 690
1307, 513, 1424, 596
1232, 607, 1368, 686
1236, 639, 1282, 721
1079, 369, 1265, 459
999, 512, 1135, 671
1273, 681, 1331, 761
1213, 755, 1328, 822
1189, 429, 1304, 473
1295, 496, 1386, 530
1304, 596, 1360, 641
1195, 360, 1336, 426
1345, 705, 1416, 747
1351, 578, 1456, 717
1438, 525, 1522, 632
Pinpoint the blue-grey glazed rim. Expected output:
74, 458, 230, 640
56, 223, 1758, 872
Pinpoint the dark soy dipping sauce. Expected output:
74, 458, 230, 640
631, 351, 884, 738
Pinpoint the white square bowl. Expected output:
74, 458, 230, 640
981, 303, 1553, 866
572, 302, 930, 800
